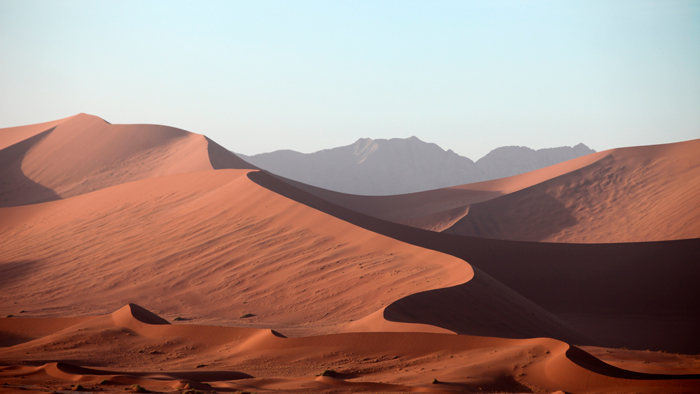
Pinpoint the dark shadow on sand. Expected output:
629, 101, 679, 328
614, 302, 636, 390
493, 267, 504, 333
247, 170, 700, 354
0, 127, 61, 207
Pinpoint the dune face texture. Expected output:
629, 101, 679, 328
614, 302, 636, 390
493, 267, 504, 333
0, 113, 254, 207
299, 140, 700, 243
1, 115, 699, 393
444, 140, 700, 243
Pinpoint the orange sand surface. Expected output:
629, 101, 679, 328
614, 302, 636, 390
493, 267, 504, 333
0, 114, 253, 207
299, 140, 700, 243
247, 171, 700, 354
1, 305, 698, 394
1, 115, 698, 393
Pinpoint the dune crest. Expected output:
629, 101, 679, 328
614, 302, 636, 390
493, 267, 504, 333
0, 113, 255, 207
446, 139, 700, 242
293, 139, 700, 243
2, 307, 698, 393
3, 116, 699, 393
0, 169, 481, 336
282, 149, 608, 232
255, 171, 700, 353
0, 114, 75, 151
111, 303, 171, 327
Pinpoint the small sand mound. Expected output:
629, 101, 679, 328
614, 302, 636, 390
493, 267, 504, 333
111, 304, 170, 326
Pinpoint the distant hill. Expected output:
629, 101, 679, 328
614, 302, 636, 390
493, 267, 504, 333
475, 143, 595, 179
238, 137, 595, 195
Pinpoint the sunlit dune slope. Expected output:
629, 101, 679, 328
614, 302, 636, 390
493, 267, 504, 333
261, 172, 700, 353
1, 305, 698, 394
0, 169, 582, 342
284, 150, 607, 231
0, 113, 255, 207
446, 139, 700, 242
294, 139, 700, 243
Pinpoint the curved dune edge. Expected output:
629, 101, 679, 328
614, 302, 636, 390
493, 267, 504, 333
290, 139, 700, 243
0, 113, 255, 207
282, 149, 609, 232
246, 170, 586, 343
259, 171, 700, 354
446, 139, 700, 243
111, 303, 171, 327
1, 163, 591, 345
1, 304, 698, 393
3, 160, 690, 351
0, 114, 76, 151
340, 307, 456, 335
0, 168, 483, 338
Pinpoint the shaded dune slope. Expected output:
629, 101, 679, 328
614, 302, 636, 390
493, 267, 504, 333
0, 128, 62, 206
1, 305, 698, 393
0, 116, 72, 151
249, 171, 700, 353
0, 113, 255, 207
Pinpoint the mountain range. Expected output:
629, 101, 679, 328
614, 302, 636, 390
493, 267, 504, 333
239, 137, 595, 195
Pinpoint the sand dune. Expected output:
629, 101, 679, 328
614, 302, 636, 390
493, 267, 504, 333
254, 171, 700, 353
284, 149, 608, 231
446, 139, 700, 242
0, 116, 73, 151
2, 115, 698, 393
0, 113, 254, 207
1, 305, 698, 393
293, 139, 700, 243
0, 168, 589, 343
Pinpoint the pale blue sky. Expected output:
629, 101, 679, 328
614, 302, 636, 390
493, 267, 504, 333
1, 0, 698, 160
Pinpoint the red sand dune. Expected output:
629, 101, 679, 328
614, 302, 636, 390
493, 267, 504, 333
1, 305, 698, 393
249, 171, 700, 354
0, 168, 586, 344
294, 140, 700, 243
0, 113, 254, 207
284, 150, 608, 231
445, 139, 700, 242
2, 115, 699, 393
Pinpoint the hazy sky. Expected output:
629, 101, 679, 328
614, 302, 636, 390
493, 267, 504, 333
1, 1, 698, 160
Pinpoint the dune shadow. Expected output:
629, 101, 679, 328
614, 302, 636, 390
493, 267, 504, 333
246, 171, 585, 342
0, 332, 35, 347
51, 362, 254, 380
206, 137, 259, 170
247, 170, 700, 354
270, 329, 286, 338
446, 187, 579, 241
564, 345, 700, 380
0, 260, 42, 291
0, 127, 61, 207
382, 270, 588, 344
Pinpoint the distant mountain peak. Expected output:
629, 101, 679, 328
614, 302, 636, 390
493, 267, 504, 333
353, 139, 380, 164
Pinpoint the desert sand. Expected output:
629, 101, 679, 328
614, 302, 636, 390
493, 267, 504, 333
1, 115, 699, 393
2, 304, 699, 393
0, 113, 254, 207
290, 139, 700, 243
